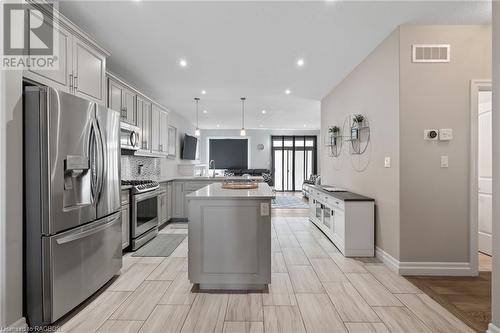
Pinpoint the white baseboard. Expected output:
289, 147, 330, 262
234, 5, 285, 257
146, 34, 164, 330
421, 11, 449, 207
398, 261, 475, 276
375, 247, 475, 276
375, 247, 399, 273
487, 323, 500, 333
1, 317, 27, 332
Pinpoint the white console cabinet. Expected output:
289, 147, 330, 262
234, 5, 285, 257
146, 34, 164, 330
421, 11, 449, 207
307, 185, 374, 257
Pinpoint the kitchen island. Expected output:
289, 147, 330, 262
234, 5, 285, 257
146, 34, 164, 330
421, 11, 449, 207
187, 182, 274, 290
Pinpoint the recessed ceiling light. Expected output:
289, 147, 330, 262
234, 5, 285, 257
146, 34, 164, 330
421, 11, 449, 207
201, 90, 206, 95
216, 124, 220, 128
261, 110, 266, 114
297, 58, 305, 67
285, 89, 291, 95
179, 59, 187, 67
303, 124, 307, 127
203, 110, 208, 114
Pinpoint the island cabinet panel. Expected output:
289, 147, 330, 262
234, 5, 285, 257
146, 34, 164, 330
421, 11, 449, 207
172, 182, 185, 219
186, 182, 274, 290
188, 199, 271, 289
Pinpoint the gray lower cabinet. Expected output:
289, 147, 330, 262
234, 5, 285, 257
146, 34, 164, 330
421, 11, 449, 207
121, 189, 130, 250
121, 205, 130, 250
158, 184, 169, 227
166, 182, 173, 221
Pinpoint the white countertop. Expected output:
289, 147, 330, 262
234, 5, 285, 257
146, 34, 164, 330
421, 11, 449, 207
158, 175, 264, 183
186, 182, 274, 199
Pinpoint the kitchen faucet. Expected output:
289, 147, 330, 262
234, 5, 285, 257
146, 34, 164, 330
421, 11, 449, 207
209, 160, 216, 178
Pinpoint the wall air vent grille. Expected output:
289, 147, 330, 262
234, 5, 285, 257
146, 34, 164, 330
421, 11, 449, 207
412, 44, 450, 63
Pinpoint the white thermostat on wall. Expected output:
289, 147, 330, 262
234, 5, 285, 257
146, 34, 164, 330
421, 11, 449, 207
424, 129, 439, 141
439, 128, 453, 141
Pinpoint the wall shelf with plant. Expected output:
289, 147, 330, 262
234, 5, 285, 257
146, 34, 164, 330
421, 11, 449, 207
326, 125, 343, 157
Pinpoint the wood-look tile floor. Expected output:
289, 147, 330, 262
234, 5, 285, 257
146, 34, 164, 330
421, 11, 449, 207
55, 206, 476, 333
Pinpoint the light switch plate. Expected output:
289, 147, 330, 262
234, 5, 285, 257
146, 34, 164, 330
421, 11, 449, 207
260, 203, 269, 216
439, 128, 453, 141
384, 157, 391, 168
441, 155, 449, 168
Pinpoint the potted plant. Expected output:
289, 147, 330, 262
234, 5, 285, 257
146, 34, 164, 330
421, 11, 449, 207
353, 114, 365, 128
328, 126, 341, 145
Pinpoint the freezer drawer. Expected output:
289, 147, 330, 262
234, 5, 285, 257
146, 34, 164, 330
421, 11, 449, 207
45, 212, 122, 322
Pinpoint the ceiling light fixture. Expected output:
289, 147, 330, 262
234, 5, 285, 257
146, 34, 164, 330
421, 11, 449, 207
297, 58, 305, 67
201, 90, 206, 95
261, 110, 266, 114
179, 59, 187, 67
240, 97, 246, 136
216, 124, 220, 128
285, 89, 291, 95
194, 97, 201, 137
203, 110, 208, 114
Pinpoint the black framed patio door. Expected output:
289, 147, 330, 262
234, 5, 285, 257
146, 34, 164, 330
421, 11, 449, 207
272, 136, 317, 192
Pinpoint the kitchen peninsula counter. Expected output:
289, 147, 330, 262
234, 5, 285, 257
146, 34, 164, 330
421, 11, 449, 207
186, 182, 273, 290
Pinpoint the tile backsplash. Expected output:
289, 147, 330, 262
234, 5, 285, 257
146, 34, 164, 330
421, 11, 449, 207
121, 155, 161, 180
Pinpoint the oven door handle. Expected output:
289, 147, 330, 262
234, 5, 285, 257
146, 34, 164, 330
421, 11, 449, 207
134, 189, 160, 201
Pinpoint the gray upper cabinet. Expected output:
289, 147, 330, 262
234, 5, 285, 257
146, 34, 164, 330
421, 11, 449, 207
151, 104, 169, 156
25, 8, 109, 105
122, 89, 136, 125
159, 111, 169, 156
106, 73, 169, 157
108, 79, 136, 125
28, 20, 71, 91
151, 105, 160, 154
136, 96, 152, 152
72, 37, 106, 103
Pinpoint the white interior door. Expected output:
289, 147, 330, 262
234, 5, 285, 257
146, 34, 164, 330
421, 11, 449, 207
478, 90, 492, 256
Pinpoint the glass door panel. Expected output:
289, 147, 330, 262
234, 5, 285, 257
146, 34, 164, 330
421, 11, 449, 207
272, 136, 317, 192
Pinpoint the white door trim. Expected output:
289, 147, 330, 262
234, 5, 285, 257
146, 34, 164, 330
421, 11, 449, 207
470, 79, 492, 277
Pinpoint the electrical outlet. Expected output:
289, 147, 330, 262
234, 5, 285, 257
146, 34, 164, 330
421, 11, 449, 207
260, 203, 269, 216
384, 157, 391, 168
441, 155, 449, 168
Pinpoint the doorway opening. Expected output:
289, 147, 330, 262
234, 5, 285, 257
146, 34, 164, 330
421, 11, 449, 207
470, 80, 492, 275
271, 136, 317, 192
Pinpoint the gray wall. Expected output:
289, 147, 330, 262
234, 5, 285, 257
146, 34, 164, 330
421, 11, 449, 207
492, 2, 500, 329
199, 129, 320, 171
399, 25, 492, 262
321, 30, 401, 259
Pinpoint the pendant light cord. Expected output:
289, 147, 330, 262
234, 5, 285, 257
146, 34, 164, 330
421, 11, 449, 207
194, 97, 200, 128
241, 97, 246, 129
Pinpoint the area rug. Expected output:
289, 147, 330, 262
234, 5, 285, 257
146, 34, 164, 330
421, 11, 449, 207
132, 234, 187, 257
272, 196, 309, 209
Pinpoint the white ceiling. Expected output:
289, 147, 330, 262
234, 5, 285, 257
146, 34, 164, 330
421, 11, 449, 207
58, 1, 491, 130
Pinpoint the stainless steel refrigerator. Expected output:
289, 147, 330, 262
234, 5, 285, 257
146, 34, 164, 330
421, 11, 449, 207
24, 86, 122, 326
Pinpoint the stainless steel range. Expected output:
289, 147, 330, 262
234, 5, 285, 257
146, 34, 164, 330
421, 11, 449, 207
122, 180, 160, 250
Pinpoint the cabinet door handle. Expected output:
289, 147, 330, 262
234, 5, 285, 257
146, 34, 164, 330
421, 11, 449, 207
159, 144, 163, 152
74, 76, 78, 90
69, 73, 73, 92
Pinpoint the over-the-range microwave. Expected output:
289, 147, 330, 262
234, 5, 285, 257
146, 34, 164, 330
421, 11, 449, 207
120, 122, 141, 151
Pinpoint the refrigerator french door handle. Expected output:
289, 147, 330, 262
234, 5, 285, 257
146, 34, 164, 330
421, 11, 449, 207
89, 122, 97, 203
93, 118, 105, 203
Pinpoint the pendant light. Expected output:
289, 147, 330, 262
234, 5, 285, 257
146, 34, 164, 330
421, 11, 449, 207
194, 97, 201, 137
240, 97, 246, 136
